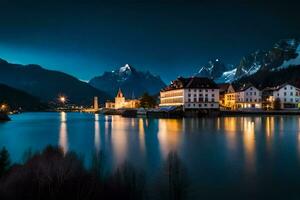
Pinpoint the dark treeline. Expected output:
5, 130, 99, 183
0, 146, 189, 200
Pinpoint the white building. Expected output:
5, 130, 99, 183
272, 83, 300, 109
236, 84, 262, 109
224, 84, 262, 110
160, 77, 219, 109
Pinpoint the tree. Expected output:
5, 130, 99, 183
273, 98, 281, 110
139, 93, 157, 108
0, 147, 11, 177
156, 152, 189, 200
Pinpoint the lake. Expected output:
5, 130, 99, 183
1, 112, 300, 199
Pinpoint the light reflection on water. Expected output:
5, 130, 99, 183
59, 112, 68, 154
1, 113, 300, 198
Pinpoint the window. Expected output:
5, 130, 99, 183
187, 104, 190, 107
211, 104, 214, 107
284, 92, 286, 96
250, 88, 253, 90
188, 99, 191, 102
205, 89, 208, 92
291, 98, 293, 102
199, 98, 203, 102
291, 92, 293, 96
254, 92, 256, 95
204, 104, 207, 107
205, 94, 208, 97
194, 89, 196, 92
212, 89, 214, 92
194, 94, 197, 97
199, 104, 202, 107
193, 104, 196, 106
212, 94, 215, 97
188, 94, 191, 97
284, 87, 287, 90
291, 86, 293, 89
194, 98, 197, 102
212, 98, 215, 102
205, 98, 208, 102
284, 98, 286, 102
246, 98, 248, 102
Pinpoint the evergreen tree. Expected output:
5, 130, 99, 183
139, 93, 157, 108
0, 147, 11, 177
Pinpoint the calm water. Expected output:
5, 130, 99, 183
1, 112, 300, 199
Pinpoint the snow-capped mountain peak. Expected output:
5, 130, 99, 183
119, 64, 132, 73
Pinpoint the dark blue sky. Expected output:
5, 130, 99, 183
0, 0, 299, 83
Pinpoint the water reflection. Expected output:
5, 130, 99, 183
111, 116, 128, 165
59, 112, 68, 154
158, 119, 183, 157
94, 114, 100, 153
138, 118, 145, 152
224, 117, 238, 151
243, 118, 255, 173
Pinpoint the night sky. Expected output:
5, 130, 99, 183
0, 0, 299, 83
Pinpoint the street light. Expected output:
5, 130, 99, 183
60, 96, 66, 103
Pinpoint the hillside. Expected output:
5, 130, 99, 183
0, 84, 45, 111
0, 58, 111, 105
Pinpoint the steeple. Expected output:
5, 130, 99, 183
116, 88, 124, 98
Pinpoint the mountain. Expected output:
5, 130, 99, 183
89, 64, 166, 98
195, 59, 231, 78
195, 38, 300, 83
0, 59, 111, 105
234, 65, 300, 89
0, 84, 45, 111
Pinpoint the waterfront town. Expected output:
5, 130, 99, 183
1, 75, 300, 121
102, 77, 300, 112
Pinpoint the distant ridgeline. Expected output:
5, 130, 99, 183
0, 58, 111, 106
89, 64, 166, 98
195, 38, 300, 86
0, 83, 45, 111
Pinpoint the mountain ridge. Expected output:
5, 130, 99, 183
0, 59, 111, 105
89, 64, 166, 98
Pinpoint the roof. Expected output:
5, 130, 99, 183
116, 88, 124, 98
162, 77, 218, 91
218, 83, 230, 92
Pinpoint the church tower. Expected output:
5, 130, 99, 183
115, 88, 125, 109
94, 96, 99, 110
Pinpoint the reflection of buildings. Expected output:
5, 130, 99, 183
159, 77, 219, 109
243, 118, 256, 173
59, 112, 68, 154
106, 88, 140, 109
157, 119, 183, 156
94, 114, 100, 152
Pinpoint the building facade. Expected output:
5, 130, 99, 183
160, 77, 219, 109
271, 84, 300, 109
224, 84, 262, 110
105, 88, 140, 109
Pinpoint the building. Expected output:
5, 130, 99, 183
93, 96, 99, 110
159, 77, 219, 109
264, 83, 300, 109
224, 84, 262, 110
218, 83, 235, 107
105, 88, 140, 109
